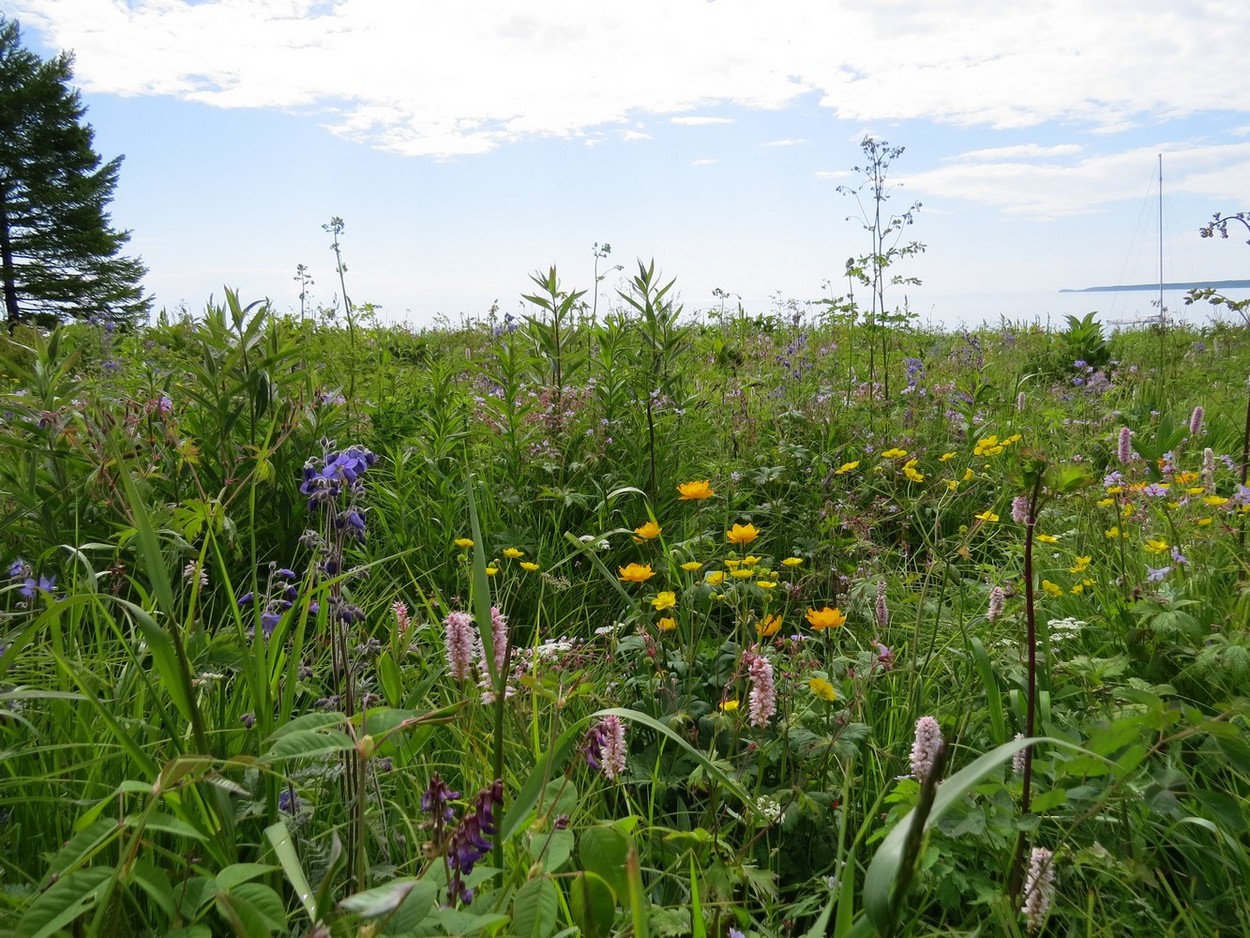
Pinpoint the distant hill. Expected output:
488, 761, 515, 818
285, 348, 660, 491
1060, 279, 1250, 293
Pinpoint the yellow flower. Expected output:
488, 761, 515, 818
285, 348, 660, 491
947, 480, 959, 492
975, 510, 999, 523
1005, 434, 1022, 445
1205, 495, 1229, 507
720, 699, 740, 712
1175, 471, 1199, 485
705, 571, 726, 586
757, 614, 783, 637
1068, 555, 1091, 574
1104, 526, 1127, 539
519, 561, 540, 572
835, 460, 860, 474
805, 606, 847, 630
618, 563, 655, 583
755, 580, 778, 589
680, 561, 704, 572
1037, 533, 1060, 544
651, 590, 677, 611
726, 523, 760, 546
880, 448, 908, 459
781, 556, 803, 567
485, 566, 499, 576
1070, 583, 1085, 594
939, 451, 956, 462
730, 568, 755, 579
1041, 579, 1062, 597
724, 558, 742, 569
677, 480, 716, 500
1144, 537, 1169, 554
808, 677, 837, 702
1197, 517, 1213, 526
1105, 485, 1123, 495
903, 458, 925, 483
974, 435, 1004, 457
962, 468, 975, 482
1096, 497, 1115, 508
454, 537, 475, 549
658, 616, 678, 632
503, 547, 525, 559
744, 555, 762, 565
634, 520, 662, 540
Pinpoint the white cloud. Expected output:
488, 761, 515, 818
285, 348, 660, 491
691, 158, 718, 166
903, 142, 1250, 219
620, 130, 652, 141
10, 0, 1250, 158
763, 138, 806, 147
957, 144, 1084, 161
670, 116, 735, 126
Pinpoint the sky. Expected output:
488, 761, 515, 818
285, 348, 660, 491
8, 0, 1250, 331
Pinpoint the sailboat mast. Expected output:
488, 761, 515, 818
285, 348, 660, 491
1158, 153, 1164, 321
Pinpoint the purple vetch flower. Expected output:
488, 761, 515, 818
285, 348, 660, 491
584, 714, 628, 779
746, 647, 777, 728
1020, 847, 1056, 933
910, 716, 943, 784
443, 611, 476, 681
421, 773, 461, 825
1189, 405, 1204, 437
1012, 495, 1030, 525
447, 779, 504, 905
987, 585, 1006, 623
1117, 426, 1132, 464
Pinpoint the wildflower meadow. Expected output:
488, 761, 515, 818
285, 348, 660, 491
1, 275, 1249, 937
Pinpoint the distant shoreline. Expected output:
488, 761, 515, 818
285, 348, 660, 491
1060, 280, 1250, 293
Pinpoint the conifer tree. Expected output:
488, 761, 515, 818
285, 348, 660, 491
0, 16, 149, 330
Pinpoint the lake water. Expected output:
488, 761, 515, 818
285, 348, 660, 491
899, 286, 1250, 332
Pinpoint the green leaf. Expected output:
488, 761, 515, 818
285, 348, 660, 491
215, 882, 287, 937
512, 876, 560, 938
569, 871, 616, 938
863, 737, 1049, 933
127, 859, 176, 920
264, 711, 349, 741
579, 826, 630, 902
260, 728, 355, 762
17, 866, 112, 938
339, 878, 434, 918
265, 820, 317, 923
216, 863, 279, 892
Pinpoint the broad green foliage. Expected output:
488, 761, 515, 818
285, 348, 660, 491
0, 290, 1248, 937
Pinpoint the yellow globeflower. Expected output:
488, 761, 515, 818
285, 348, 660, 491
680, 561, 704, 572
744, 555, 762, 565
658, 616, 678, 632
503, 547, 525, 559
1037, 534, 1060, 544
757, 614, 783, 638
634, 520, 662, 540
835, 460, 860, 474
808, 677, 837, 702
720, 699, 740, 713
975, 510, 999, 523
756, 579, 778, 589
651, 590, 677, 611
730, 568, 755, 579
881, 448, 908, 459
454, 538, 475, 549
520, 561, 540, 572
781, 556, 803, 567
1144, 538, 1169, 554
903, 458, 925, 483
726, 522, 760, 545
485, 566, 499, 576
618, 562, 656, 584
705, 571, 726, 586
939, 451, 956, 462
1041, 580, 1062, 597
677, 480, 716, 500
805, 606, 847, 630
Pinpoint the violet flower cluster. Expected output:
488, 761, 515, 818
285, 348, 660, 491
446, 779, 504, 906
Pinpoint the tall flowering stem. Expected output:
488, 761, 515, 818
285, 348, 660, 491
1009, 469, 1045, 896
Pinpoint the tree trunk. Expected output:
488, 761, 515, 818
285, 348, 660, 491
0, 182, 20, 332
